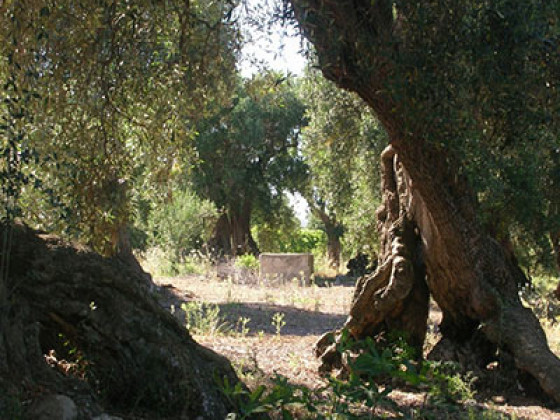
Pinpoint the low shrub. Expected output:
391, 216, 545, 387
181, 301, 229, 336
139, 247, 210, 277
235, 254, 260, 271
147, 189, 217, 262
219, 330, 481, 419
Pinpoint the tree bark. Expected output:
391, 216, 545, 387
322, 217, 342, 271
551, 231, 560, 300
229, 200, 259, 256
0, 223, 240, 417
208, 201, 259, 257
316, 147, 429, 372
209, 212, 233, 256
291, 0, 560, 403
553, 231, 560, 273
326, 232, 341, 271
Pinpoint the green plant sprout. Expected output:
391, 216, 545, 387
271, 312, 286, 336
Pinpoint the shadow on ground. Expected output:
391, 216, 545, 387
156, 284, 347, 337
218, 301, 347, 336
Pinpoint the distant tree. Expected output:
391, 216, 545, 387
299, 70, 386, 268
192, 71, 307, 256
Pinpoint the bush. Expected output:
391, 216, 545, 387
181, 301, 228, 335
235, 254, 260, 271
147, 189, 217, 262
140, 247, 210, 277
253, 224, 327, 256
288, 228, 327, 255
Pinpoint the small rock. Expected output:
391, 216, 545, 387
26, 394, 77, 420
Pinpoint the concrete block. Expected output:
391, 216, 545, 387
259, 253, 314, 285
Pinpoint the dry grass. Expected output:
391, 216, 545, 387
153, 273, 560, 420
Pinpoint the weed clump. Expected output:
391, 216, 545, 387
218, 331, 485, 419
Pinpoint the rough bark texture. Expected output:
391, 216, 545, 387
326, 233, 341, 271
316, 147, 429, 371
551, 231, 560, 300
229, 201, 259, 256
209, 212, 234, 255
291, 0, 560, 403
0, 223, 240, 418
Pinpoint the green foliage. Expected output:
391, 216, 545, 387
288, 229, 327, 255
298, 70, 386, 257
292, 0, 560, 273
235, 254, 260, 271
192, 71, 307, 254
520, 274, 560, 324
0, 65, 40, 223
141, 247, 209, 277
2, 0, 239, 253
235, 316, 251, 338
180, 301, 228, 336
251, 195, 302, 252
219, 331, 479, 419
218, 373, 312, 420
271, 312, 286, 336
253, 222, 327, 256
147, 189, 217, 262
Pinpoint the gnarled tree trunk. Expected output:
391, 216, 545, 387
0, 223, 240, 418
316, 147, 429, 373
209, 212, 234, 255
326, 232, 342, 271
291, 0, 560, 403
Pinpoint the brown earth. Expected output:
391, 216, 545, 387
154, 274, 560, 420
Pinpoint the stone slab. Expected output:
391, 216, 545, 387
259, 253, 314, 285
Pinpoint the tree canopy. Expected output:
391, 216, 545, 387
298, 69, 387, 264
191, 71, 306, 255
2, 0, 240, 254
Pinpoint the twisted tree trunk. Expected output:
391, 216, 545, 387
291, 0, 560, 403
316, 147, 429, 372
209, 212, 233, 255
0, 223, 240, 418
229, 200, 259, 256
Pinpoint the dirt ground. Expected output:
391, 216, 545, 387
154, 274, 560, 420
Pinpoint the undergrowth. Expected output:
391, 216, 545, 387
180, 301, 229, 335
217, 331, 505, 419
